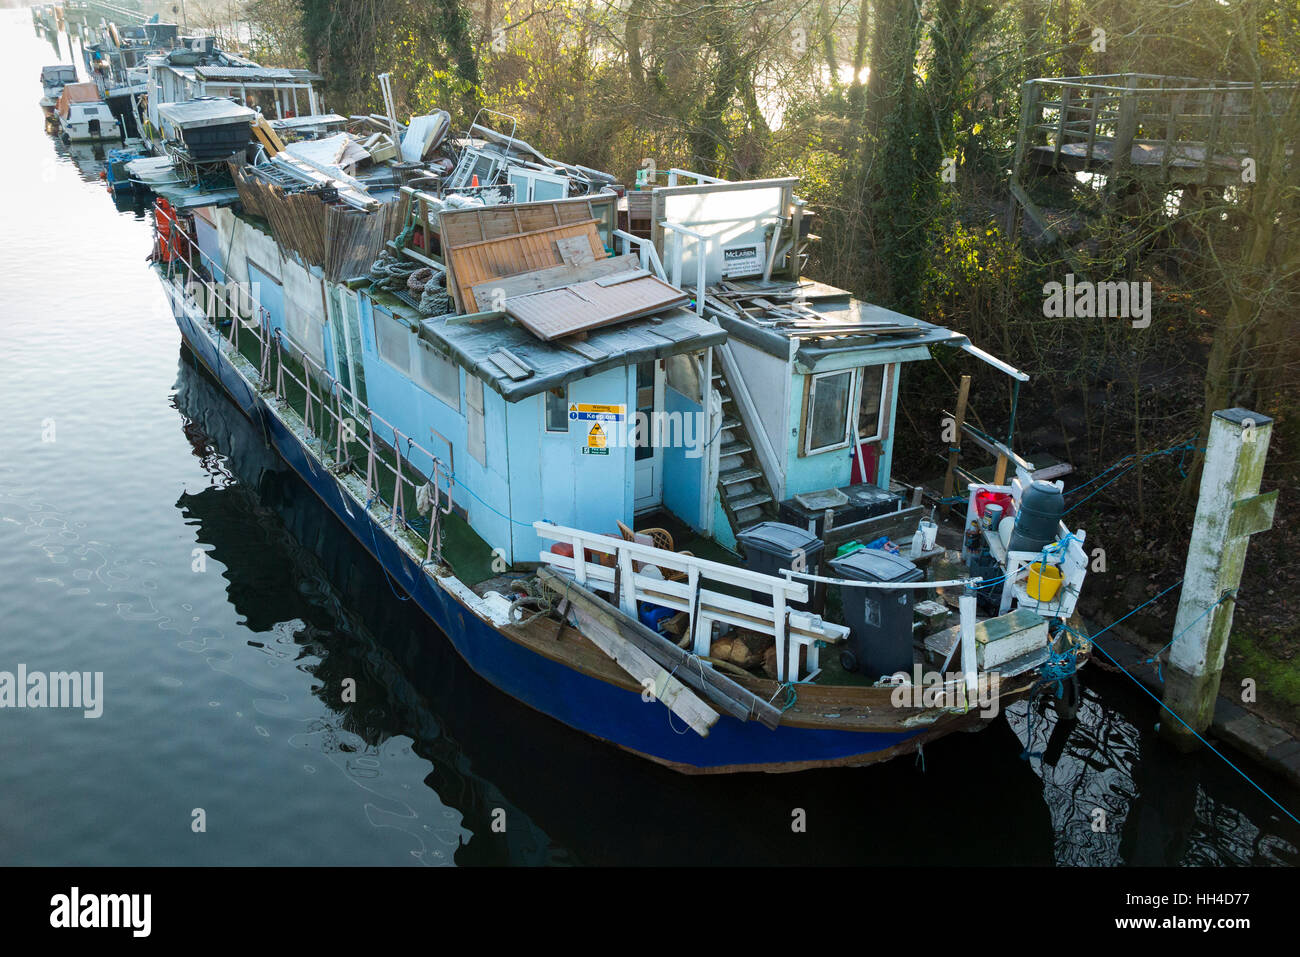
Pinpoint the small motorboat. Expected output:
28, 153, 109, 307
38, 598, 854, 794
55, 83, 122, 142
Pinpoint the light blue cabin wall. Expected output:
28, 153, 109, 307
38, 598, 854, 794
508, 367, 636, 566
662, 385, 706, 529
355, 295, 514, 558
247, 262, 284, 338
784, 370, 855, 496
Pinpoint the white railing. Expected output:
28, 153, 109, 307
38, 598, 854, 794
612, 228, 667, 280
666, 168, 729, 187
535, 521, 849, 682
154, 202, 454, 565
660, 220, 708, 316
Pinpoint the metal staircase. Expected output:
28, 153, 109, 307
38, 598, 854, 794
712, 367, 779, 533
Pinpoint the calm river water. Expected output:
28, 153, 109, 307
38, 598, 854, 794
1, 11, 1297, 866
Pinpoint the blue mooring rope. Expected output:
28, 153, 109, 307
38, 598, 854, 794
1058, 621, 1300, 827
1143, 588, 1238, 682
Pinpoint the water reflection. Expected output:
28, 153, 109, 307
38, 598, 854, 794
173, 359, 564, 865
1011, 677, 1299, 866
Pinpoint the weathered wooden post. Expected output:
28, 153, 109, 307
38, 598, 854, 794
1160, 409, 1276, 751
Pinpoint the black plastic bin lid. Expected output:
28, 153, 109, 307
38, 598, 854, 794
735, 521, 824, 557
828, 547, 924, 583
841, 484, 900, 506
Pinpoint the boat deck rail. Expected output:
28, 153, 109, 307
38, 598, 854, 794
154, 202, 459, 569
536, 521, 850, 683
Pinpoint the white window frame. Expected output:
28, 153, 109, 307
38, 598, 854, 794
803, 369, 856, 455
507, 165, 569, 203
857, 364, 888, 444
373, 309, 412, 376
448, 148, 504, 190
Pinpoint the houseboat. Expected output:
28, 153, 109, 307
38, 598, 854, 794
54, 82, 121, 142
119, 74, 1091, 772
77, 18, 178, 137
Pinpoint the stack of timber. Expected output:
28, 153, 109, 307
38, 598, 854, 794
230, 162, 404, 281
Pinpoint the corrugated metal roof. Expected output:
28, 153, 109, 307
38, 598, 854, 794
194, 65, 322, 82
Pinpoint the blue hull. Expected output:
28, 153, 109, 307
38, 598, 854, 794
171, 300, 929, 772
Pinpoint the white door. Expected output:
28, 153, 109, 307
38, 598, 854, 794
634, 360, 665, 512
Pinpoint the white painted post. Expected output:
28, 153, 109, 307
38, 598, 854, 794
1161, 408, 1275, 750
959, 594, 978, 707
618, 546, 638, 617
773, 590, 788, 682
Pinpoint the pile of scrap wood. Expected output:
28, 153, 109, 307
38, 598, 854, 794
230, 163, 404, 281
707, 280, 927, 339
437, 197, 612, 312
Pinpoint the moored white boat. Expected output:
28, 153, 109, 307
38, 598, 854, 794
55, 81, 122, 141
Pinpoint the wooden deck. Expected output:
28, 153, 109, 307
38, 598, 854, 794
1028, 140, 1246, 183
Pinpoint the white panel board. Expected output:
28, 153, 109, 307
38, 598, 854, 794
661, 185, 783, 288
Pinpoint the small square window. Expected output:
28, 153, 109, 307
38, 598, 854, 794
545, 388, 569, 432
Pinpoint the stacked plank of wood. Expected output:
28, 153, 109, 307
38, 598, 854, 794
230, 162, 402, 282
709, 282, 925, 340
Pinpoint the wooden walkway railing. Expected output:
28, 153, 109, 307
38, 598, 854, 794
1013, 74, 1295, 187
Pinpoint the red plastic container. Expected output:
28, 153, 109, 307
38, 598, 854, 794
975, 490, 1014, 520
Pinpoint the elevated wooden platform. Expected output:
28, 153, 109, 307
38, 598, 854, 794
1013, 73, 1295, 191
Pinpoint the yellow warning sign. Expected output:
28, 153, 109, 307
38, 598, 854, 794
583, 421, 609, 455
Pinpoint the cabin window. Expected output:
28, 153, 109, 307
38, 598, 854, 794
544, 388, 569, 432
375, 311, 412, 375
414, 340, 461, 411
466, 376, 487, 465
804, 369, 854, 454
665, 353, 702, 402
858, 364, 887, 443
